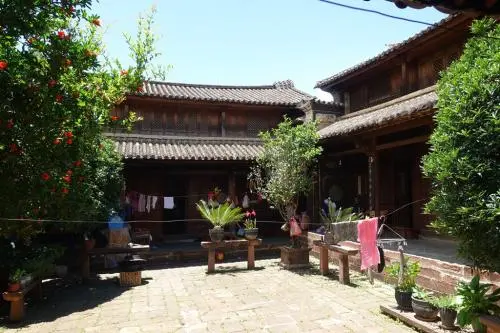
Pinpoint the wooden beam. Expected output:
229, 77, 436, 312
376, 135, 429, 151
326, 147, 365, 157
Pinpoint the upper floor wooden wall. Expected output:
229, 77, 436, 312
111, 98, 297, 138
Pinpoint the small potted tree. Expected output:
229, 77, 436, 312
196, 200, 245, 242
244, 210, 258, 240
385, 259, 421, 311
249, 117, 322, 269
412, 286, 438, 321
430, 294, 459, 330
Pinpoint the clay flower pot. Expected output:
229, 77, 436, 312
395, 289, 413, 311
7, 282, 20, 292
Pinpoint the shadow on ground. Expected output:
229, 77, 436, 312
0, 275, 128, 330
284, 263, 362, 288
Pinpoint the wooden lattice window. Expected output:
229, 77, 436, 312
151, 110, 164, 133
247, 115, 264, 137
433, 57, 444, 79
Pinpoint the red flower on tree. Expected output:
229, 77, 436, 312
0, 60, 7, 71
110, 116, 119, 121
57, 31, 66, 39
6, 119, 14, 129
66, 138, 73, 145
74, 160, 82, 167
62, 175, 71, 183
41, 172, 50, 181
92, 18, 101, 26
53, 138, 61, 145
55, 94, 64, 103
136, 85, 144, 92
9, 143, 18, 152
120, 69, 128, 76
64, 131, 73, 139
48, 79, 57, 88
66, 170, 73, 176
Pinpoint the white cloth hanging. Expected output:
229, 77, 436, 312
152, 196, 158, 209
164, 197, 174, 209
242, 194, 249, 209
146, 195, 152, 213
138, 194, 146, 213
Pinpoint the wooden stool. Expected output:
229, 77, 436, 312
119, 271, 142, 287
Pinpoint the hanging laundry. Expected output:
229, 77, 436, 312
138, 194, 146, 213
145, 195, 151, 213
357, 217, 380, 270
164, 196, 174, 209
152, 196, 158, 209
242, 193, 249, 209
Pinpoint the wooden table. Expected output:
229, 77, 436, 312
82, 245, 150, 279
201, 239, 262, 273
2, 279, 41, 322
313, 240, 359, 284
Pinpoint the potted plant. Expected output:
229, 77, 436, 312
319, 199, 362, 245
412, 286, 438, 321
457, 275, 500, 333
196, 200, 245, 242
8, 268, 26, 292
244, 210, 258, 240
248, 118, 322, 268
385, 259, 421, 311
430, 294, 459, 330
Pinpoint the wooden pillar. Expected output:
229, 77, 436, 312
247, 243, 255, 269
207, 248, 215, 273
401, 60, 408, 95
367, 137, 380, 217
319, 245, 329, 275
338, 254, 350, 285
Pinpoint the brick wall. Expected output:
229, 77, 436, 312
302, 232, 500, 294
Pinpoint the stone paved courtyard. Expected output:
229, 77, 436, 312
2, 258, 414, 333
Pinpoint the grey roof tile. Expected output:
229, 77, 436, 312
318, 87, 437, 139
134, 80, 313, 106
108, 133, 262, 161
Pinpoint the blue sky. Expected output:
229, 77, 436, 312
93, 0, 446, 99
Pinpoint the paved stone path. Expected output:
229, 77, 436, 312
3, 258, 414, 333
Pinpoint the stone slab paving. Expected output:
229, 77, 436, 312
2, 258, 415, 333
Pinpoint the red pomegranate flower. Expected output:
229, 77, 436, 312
62, 175, 71, 183
66, 138, 73, 145
41, 173, 50, 181
6, 119, 14, 129
48, 79, 57, 88
55, 94, 64, 103
57, 31, 66, 39
53, 138, 61, 145
0, 60, 7, 71
74, 160, 82, 167
64, 131, 73, 138
66, 170, 73, 176
110, 116, 119, 121
92, 18, 101, 26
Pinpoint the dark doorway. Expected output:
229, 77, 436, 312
162, 174, 187, 235
390, 150, 413, 228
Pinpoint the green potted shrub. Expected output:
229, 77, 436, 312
412, 286, 438, 321
319, 200, 362, 244
385, 259, 421, 311
457, 275, 500, 333
243, 210, 258, 240
196, 200, 245, 242
8, 268, 26, 292
430, 294, 459, 330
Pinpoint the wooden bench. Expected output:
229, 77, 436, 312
82, 245, 150, 279
480, 315, 500, 333
313, 240, 359, 284
2, 279, 42, 322
201, 239, 262, 273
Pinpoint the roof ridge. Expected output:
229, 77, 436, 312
315, 13, 469, 89
147, 80, 276, 90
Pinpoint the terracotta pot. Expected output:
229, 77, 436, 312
244, 228, 258, 240
7, 282, 20, 292
395, 289, 413, 311
439, 308, 457, 330
412, 297, 438, 321
209, 227, 224, 242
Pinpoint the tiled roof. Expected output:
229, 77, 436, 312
315, 14, 465, 89
318, 87, 437, 139
134, 80, 313, 106
108, 133, 262, 161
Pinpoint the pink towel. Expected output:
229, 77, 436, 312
357, 217, 380, 270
